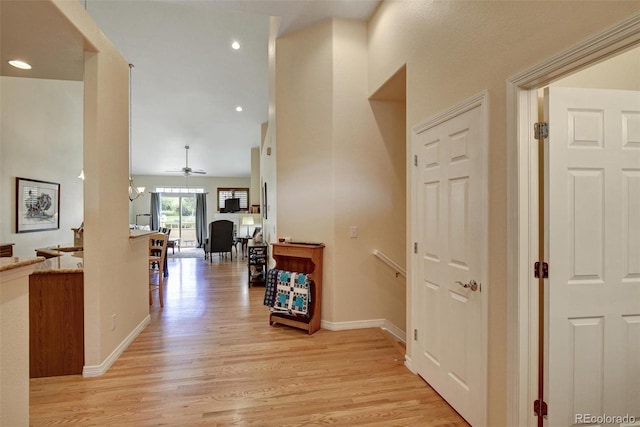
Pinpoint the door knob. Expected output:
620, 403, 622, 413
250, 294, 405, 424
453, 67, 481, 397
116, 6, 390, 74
455, 279, 480, 292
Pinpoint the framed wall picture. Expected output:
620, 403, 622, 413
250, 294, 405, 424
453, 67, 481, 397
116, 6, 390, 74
16, 177, 60, 233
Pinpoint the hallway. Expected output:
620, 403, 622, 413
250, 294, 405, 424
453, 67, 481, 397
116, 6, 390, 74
30, 256, 467, 426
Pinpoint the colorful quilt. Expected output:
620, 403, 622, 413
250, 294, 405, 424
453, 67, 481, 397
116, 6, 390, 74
263, 268, 280, 307
263, 269, 311, 318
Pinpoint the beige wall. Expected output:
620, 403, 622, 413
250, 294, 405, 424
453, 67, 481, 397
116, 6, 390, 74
260, 17, 279, 248
0, 77, 84, 257
367, 1, 640, 425
274, 19, 407, 331
53, 0, 150, 372
276, 20, 336, 318
331, 20, 406, 328
250, 146, 260, 210
0, 266, 33, 425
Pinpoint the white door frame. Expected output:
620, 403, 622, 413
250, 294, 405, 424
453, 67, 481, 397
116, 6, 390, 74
506, 13, 640, 427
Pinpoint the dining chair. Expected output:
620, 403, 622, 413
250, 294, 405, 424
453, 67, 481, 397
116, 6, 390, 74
158, 227, 171, 275
149, 232, 168, 307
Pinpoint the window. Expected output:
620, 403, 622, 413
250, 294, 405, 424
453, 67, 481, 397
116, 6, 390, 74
217, 188, 249, 212
155, 187, 204, 194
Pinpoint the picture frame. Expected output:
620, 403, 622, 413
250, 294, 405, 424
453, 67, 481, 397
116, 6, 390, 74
16, 177, 60, 233
263, 182, 268, 220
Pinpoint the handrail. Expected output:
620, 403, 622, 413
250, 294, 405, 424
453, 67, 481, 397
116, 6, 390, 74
373, 249, 406, 278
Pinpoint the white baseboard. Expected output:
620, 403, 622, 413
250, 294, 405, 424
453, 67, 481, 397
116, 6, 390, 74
380, 319, 406, 344
82, 314, 150, 378
404, 354, 415, 373
320, 318, 406, 344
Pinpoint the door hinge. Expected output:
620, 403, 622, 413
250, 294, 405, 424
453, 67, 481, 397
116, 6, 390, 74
414, 329, 418, 340
533, 399, 548, 417
534, 261, 549, 279
534, 122, 549, 140
414, 242, 418, 254
414, 154, 418, 167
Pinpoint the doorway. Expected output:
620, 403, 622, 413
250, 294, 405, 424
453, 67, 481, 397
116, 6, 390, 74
542, 85, 640, 426
410, 91, 488, 427
160, 194, 196, 246
507, 15, 640, 427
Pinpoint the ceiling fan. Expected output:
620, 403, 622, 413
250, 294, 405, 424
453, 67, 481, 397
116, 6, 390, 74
166, 145, 206, 176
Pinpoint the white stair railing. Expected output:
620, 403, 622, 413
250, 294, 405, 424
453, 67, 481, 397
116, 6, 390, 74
373, 249, 406, 278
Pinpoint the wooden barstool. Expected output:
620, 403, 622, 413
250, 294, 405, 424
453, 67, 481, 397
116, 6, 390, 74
149, 233, 168, 307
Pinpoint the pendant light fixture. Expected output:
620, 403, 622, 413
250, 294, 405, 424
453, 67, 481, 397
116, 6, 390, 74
128, 63, 145, 201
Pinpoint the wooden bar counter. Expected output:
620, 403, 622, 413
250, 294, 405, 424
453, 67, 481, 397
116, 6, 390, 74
30, 247, 84, 378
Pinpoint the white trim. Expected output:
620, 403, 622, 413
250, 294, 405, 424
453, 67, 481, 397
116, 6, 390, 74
381, 319, 406, 344
506, 13, 640, 427
155, 187, 205, 194
320, 318, 406, 344
404, 354, 414, 373
506, 86, 541, 427
412, 90, 488, 134
82, 314, 150, 377
372, 249, 406, 278
509, 14, 640, 89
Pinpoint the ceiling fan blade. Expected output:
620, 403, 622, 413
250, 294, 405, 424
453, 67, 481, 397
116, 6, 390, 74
166, 146, 206, 176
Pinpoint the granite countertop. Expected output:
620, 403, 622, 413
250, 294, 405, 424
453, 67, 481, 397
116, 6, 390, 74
35, 245, 83, 258
31, 245, 83, 274
32, 252, 84, 273
0, 257, 45, 273
130, 229, 155, 239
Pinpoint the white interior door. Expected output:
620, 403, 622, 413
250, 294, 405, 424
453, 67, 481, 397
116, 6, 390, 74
412, 94, 488, 426
544, 87, 640, 426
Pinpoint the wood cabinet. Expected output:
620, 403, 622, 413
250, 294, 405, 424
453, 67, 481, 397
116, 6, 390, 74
270, 243, 324, 335
29, 271, 84, 377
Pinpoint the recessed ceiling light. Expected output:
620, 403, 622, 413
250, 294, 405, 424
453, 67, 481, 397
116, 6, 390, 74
231, 41, 240, 50
8, 60, 31, 70
235, 106, 243, 112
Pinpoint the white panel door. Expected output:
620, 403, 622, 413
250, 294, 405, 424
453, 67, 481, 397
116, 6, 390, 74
544, 87, 640, 427
412, 95, 487, 426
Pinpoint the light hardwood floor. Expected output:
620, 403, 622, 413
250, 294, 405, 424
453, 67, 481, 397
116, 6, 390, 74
30, 255, 468, 426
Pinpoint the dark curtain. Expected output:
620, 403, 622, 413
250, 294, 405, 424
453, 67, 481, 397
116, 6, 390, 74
150, 192, 161, 231
196, 193, 208, 248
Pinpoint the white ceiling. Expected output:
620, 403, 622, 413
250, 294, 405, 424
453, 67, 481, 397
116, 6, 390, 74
1, 0, 380, 178
0, 1, 86, 81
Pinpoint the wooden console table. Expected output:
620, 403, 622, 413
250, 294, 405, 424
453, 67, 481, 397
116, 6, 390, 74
270, 242, 324, 335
